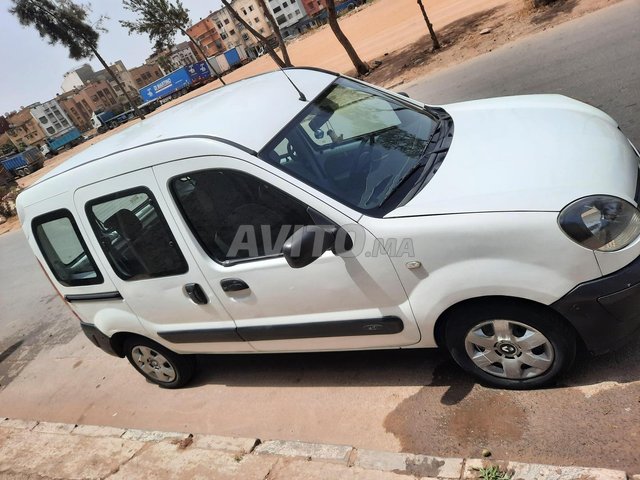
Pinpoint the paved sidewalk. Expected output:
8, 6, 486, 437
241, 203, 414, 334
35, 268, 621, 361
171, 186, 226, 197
0, 418, 631, 479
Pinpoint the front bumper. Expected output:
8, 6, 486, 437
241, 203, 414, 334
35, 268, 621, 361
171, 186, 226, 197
551, 253, 640, 354
80, 322, 119, 357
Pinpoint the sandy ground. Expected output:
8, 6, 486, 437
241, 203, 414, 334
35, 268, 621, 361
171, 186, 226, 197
1, 0, 618, 235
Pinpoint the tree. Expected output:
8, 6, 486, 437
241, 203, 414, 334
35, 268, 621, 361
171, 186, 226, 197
324, 0, 369, 76
220, 0, 292, 68
416, 0, 440, 50
9, 0, 145, 119
121, 0, 226, 86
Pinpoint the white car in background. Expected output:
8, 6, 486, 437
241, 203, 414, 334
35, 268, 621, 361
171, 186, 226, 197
17, 67, 640, 389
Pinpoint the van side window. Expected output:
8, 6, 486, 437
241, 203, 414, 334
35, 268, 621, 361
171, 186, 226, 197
32, 209, 103, 287
86, 188, 188, 281
170, 170, 313, 264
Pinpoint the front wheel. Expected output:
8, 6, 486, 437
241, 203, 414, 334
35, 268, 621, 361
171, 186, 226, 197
124, 337, 196, 389
445, 301, 576, 389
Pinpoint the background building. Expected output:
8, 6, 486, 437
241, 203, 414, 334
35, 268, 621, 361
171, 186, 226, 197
0, 116, 10, 135
30, 100, 74, 138
187, 17, 227, 58
267, 0, 308, 37
129, 64, 164, 90
168, 42, 201, 69
209, 0, 275, 58
6, 107, 47, 149
57, 79, 120, 132
301, 0, 326, 18
94, 61, 140, 107
61, 64, 97, 93
0, 132, 17, 156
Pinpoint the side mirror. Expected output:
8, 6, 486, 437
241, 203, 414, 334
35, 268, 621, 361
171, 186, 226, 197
283, 225, 335, 269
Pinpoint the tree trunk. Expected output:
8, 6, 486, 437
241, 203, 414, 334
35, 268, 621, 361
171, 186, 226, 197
92, 48, 145, 120
255, 0, 293, 67
220, 0, 290, 68
325, 0, 369, 76
180, 29, 227, 86
417, 0, 440, 50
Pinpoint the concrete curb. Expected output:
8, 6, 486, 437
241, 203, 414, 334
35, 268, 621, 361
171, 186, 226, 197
0, 417, 631, 479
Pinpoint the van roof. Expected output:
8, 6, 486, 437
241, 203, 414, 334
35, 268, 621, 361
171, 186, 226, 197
37, 68, 337, 184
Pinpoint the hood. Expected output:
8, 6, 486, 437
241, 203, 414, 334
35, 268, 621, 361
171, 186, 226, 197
388, 95, 639, 217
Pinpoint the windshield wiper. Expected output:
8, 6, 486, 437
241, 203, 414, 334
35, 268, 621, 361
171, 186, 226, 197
374, 121, 445, 206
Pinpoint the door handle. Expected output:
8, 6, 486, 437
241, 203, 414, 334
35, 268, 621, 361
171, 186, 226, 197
184, 283, 208, 305
221, 278, 249, 292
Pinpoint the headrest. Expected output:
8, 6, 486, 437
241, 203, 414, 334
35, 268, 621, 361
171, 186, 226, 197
105, 209, 142, 241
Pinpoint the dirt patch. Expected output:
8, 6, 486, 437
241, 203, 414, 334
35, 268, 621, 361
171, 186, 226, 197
364, 0, 622, 88
0, 216, 20, 235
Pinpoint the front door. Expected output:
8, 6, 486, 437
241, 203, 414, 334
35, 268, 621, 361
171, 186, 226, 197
154, 156, 421, 352
74, 168, 252, 353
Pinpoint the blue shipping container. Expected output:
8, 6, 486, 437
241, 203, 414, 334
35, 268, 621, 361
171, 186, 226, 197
140, 67, 192, 102
0, 153, 28, 171
96, 111, 115, 124
186, 61, 212, 82
0, 148, 42, 175
48, 127, 81, 152
224, 48, 241, 67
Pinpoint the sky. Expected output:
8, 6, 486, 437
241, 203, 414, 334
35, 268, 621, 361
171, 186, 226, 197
0, 0, 225, 115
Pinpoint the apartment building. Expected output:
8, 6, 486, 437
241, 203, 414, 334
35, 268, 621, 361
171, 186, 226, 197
94, 61, 140, 107
57, 79, 119, 132
167, 42, 201, 69
0, 116, 9, 135
6, 107, 47, 149
0, 132, 16, 156
187, 17, 226, 58
301, 0, 326, 17
209, 0, 275, 58
61, 64, 97, 93
129, 64, 164, 90
30, 99, 74, 138
267, 0, 308, 37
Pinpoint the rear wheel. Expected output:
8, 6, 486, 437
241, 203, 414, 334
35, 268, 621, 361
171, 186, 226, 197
444, 300, 576, 389
124, 337, 195, 389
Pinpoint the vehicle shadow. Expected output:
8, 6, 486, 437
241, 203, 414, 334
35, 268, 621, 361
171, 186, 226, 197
187, 333, 640, 402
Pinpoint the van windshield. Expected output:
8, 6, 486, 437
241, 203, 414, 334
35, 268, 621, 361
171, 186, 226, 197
259, 77, 438, 214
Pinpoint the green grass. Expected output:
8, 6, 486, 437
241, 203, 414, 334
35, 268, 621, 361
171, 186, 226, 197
477, 465, 513, 480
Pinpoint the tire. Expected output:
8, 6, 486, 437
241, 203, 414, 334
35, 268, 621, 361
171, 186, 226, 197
124, 337, 196, 389
444, 300, 576, 389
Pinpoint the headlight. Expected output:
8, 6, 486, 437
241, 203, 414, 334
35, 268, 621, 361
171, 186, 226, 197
558, 195, 640, 252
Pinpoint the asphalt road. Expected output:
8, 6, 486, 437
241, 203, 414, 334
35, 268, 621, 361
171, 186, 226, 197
406, 0, 640, 147
0, 0, 639, 473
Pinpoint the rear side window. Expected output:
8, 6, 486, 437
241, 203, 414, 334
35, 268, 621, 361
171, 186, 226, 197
86, 188, 188, 281
32, 209, 103, 287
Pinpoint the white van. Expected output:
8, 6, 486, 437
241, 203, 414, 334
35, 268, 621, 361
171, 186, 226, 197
17, 68, 640, 389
